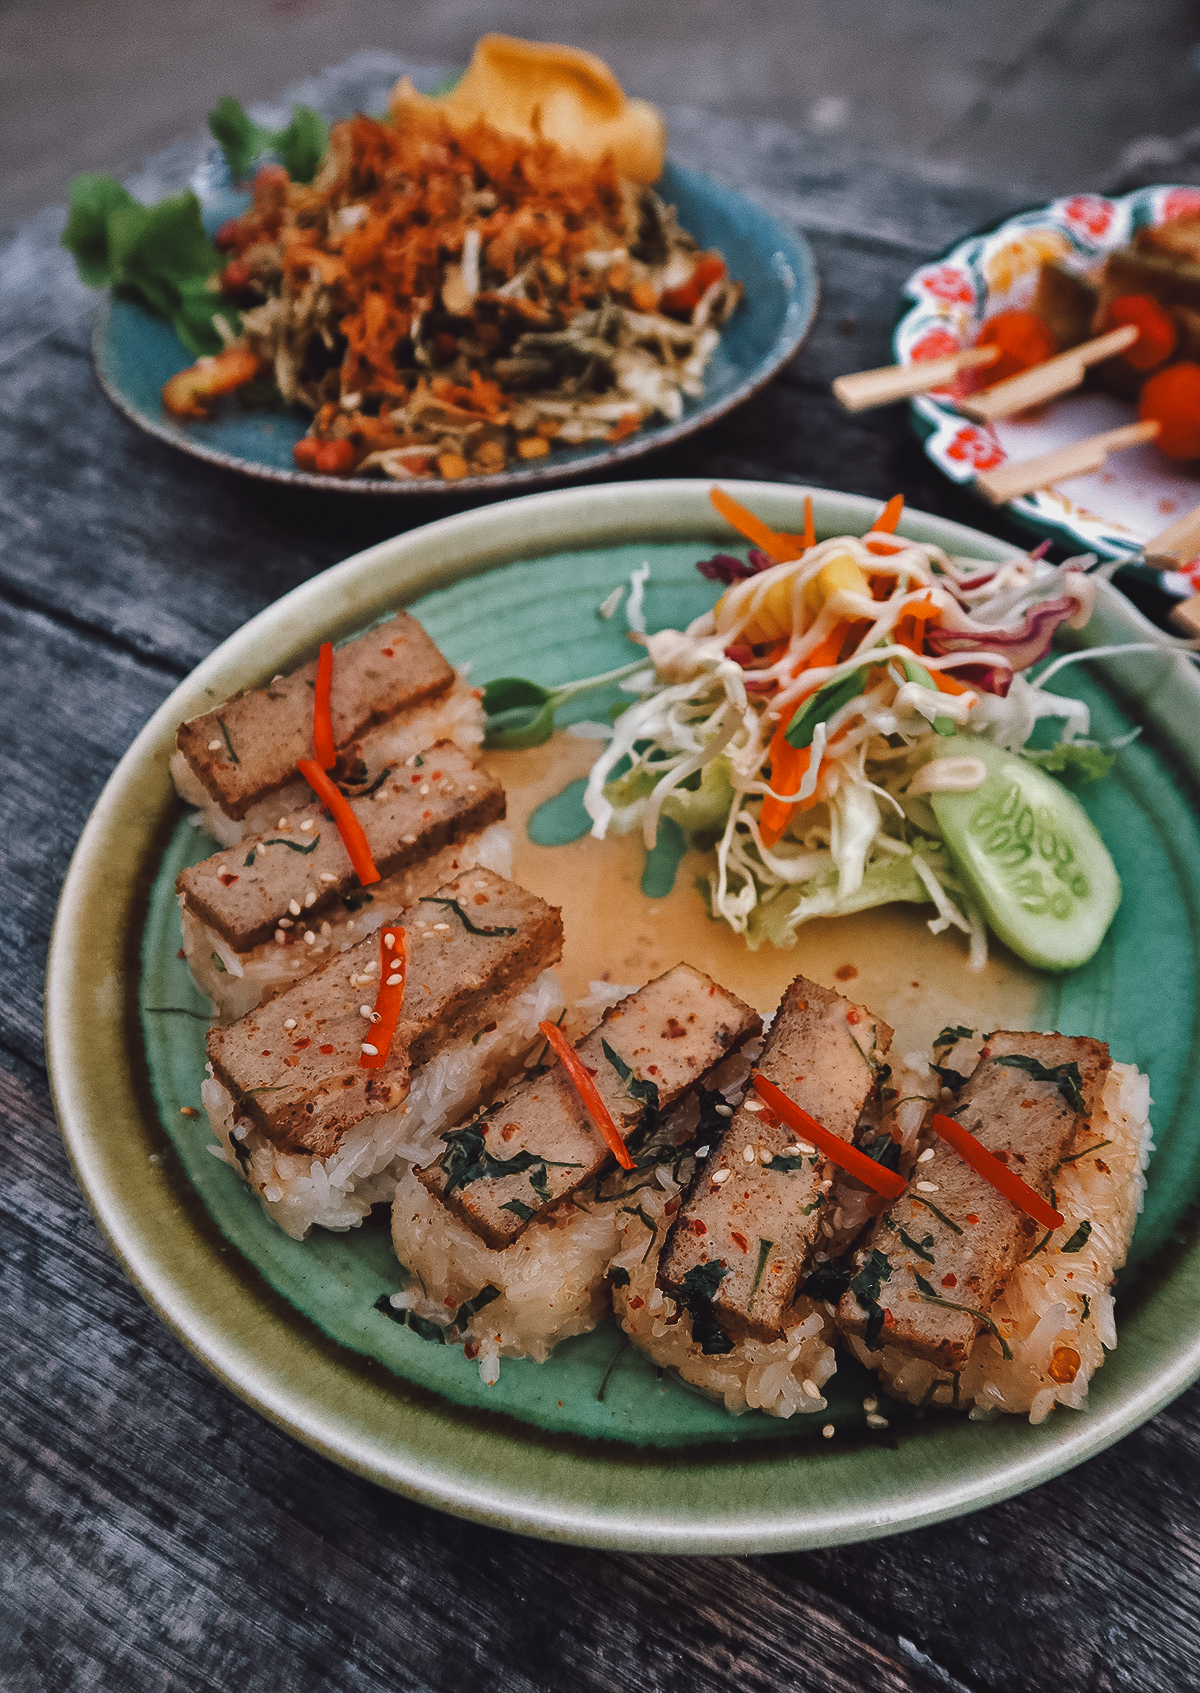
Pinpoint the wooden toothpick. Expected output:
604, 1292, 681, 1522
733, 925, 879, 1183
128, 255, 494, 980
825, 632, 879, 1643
974, 420, 1161, 505
831, 345, 999, 412
1143, 502, 1200, 570
958, 325, 1139, 423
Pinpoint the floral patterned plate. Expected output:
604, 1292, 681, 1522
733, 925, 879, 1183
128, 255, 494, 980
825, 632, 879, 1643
895, 185, 1200, 587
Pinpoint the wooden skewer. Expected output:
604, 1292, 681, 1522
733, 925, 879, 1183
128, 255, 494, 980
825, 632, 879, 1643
1169, 593, 1200, 636
958, 325, 1139, 423
974, 420, 1161, 505
1142, 502, 1200, 571
831, 345, 999, 413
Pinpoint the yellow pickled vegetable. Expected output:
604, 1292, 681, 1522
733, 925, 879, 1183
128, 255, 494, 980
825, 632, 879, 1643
388, 35, 667, 184
716, 551, 871, 644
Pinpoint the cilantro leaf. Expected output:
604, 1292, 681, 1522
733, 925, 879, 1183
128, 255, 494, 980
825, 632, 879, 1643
676, 1261, 734, 1355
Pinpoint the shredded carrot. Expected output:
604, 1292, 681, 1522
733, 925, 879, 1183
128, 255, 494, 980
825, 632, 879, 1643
802, 495, 815, 550
873, 494, 904, 534
296, 758, 381, 886
792, 619, 851, 677
313, 641, 336, 770
759, 725, 814, 847
894, 595, 938, 655
538, 1019, 634, 1170
928, 667, 974, 697
360, 927, 407, 1069
931, 1113, 1064, 1229
752, 1076, 906, 1198
710, 487, 807, 563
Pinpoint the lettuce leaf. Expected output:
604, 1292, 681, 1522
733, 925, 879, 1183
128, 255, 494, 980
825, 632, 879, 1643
208, 97, 329, 184
735, 843, 952, 950
1021, 739, 1116, 787
61, 174, 232, 356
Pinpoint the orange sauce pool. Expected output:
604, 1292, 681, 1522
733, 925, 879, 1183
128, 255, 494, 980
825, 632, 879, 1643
483, 732, 1042, 1050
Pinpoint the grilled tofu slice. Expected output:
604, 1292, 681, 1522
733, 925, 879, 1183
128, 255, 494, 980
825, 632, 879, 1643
177, 613, 455, 821
178, 744, 504, 951
658, 975, 893, 1344
838, 1030, 1111, 1369
206, 868, 562, 1159
417, 966, 761, 1250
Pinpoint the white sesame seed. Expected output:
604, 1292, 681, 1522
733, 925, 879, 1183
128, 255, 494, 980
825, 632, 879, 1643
866, 1413, 890, 1430
400, 834, 417, 845
274, 930, 286, 945
319, 871, 336, 884
917, 1147, 935, 1164
759, 1147, 773, 1164
360, 1005, 374, 1018
288, 899, 301, 917
432, 922, 451, 931
713, 1102, 733, 1117
916, 1180, 940, 1193
801, 1380, 822, 1401
742, 1145, 756, 1164
419, 784, 430, 796
299, 818, 313, 831
743, 1099, 764, 1113
820, 1178, 833, 1190
207, 738, 223, 751
796, 1142, 815, 1157
386, 974, 403, 987
383, 933, 395, 950
361, 1043, 379, 1056
277, 818, 289, 830
711, 1168, 731, 1184
255, 841, 267, 855
277, 917, 293, 929
304, 931, 316, 944
822, 1424, 835, 1439
303, 890, 317, 908
283, 1018, 297, 1030
320, 922, 331, 936
863, 1395, 878, 1412
695, 1144, 710, 1158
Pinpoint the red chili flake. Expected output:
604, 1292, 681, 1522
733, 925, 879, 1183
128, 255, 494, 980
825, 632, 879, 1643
664, 1199, 680, 1215
883, 1309, 896, 1327
941, 1273, 958, 1288
411, 773, 422, 783
731, 1231, 750, 1252
261, 1050, 272, 1058
381, 647, 395, 657
629, 1296, 644, 1310
847, 1008, 863, 1025
444, 1298, 457, 1309
966, 1213, 980, 1225
218, 869, 239, 886
422, 810, 432, 819
690, 1219, 707, 1235
463, 1342, 478, 1360
647, 1065, 659, 1076
319, 1044, 335, 1055
430, 770, 443, 780
993, 1149, 1010, 1164
292, 1038, 311, 1050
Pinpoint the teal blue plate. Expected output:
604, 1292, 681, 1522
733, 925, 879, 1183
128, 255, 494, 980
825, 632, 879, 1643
46, 480, 1200, 1552
92, 162, 817, 494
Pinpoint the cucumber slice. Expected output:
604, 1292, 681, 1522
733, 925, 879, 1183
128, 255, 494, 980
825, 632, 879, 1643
927, 736, 1121, 971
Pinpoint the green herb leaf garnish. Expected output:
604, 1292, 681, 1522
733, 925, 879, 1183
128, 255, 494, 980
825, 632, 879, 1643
993, 1054, 1086, 1113
676, 1261, 734, 1355
849, 1248, 893, 1350
913, 1272, 1013, 1361
784, 668, 868, 749
1061, 1219, 1092, 1253
425, 896, 517, 937
208, 96, 329, 184
481, 659, 648, 750
264, 834, 320, 854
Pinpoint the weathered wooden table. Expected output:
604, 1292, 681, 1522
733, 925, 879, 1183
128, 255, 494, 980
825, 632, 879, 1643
4, 57, 1198, 1693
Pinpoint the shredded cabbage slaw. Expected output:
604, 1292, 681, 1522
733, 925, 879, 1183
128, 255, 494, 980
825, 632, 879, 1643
581, 491, 1140, 963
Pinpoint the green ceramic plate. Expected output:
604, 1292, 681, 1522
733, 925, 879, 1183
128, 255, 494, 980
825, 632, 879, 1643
92, 161, 817, 495
46, 480, 1200, 1552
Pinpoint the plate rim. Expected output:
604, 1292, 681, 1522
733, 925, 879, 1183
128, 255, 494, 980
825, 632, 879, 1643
91, 160, 818, 496
891, 182, 1200, 559
45, 476, 1200, 1552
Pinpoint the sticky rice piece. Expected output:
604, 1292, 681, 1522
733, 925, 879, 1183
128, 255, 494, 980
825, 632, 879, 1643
612, 1190, 838, 1419
659, 974, 893, 1343
839, 1030, 1111, 1368
172, 677, 484, 845
174, 611, 454, 822
389, 1044, 759, 1380
841, 1059, 1152, 1421
205, 868, 563, 1159
206, 970, 564, 1238
417, 965, 761, 1248
182, 822, 513, 1022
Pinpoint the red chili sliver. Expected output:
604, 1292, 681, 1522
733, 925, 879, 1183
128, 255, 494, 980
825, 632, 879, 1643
751, 1075, 906, 1200
931, 1113, 1064, 1230
296, 758, 380, 886
313, 640, 336, 770
538, 1020, 634, 1171
360, 927, 406, 1069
